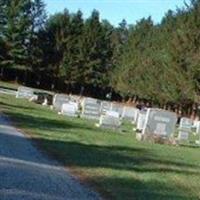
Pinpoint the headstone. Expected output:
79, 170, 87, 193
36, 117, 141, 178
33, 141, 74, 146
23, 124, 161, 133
53, 94, 70, 111
110, 103, 124, 117
81, 97, 101, 120
106, 111, 120, 118
196, 121, 200, 134
100, 101, 111, 114
178, 117, 193, 141
96, 111, 121, 129
142, 108, 177, 138
29, 95, 38, 102
61, 102, 79, 117
122, 106, 139, 122
193, 119, 199, 130
42, 98, 48, 106
16, 87, 34, 99
136, 110, 147, 132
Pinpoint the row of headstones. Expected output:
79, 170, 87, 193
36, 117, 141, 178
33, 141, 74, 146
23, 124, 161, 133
135, 108, 200, 144
16, 86, 52, 105
16, 87, 200, 144
16, 87, 137, 121
52, 94, 140, 129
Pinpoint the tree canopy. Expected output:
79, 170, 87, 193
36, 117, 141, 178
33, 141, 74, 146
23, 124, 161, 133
1, 0, 200, 106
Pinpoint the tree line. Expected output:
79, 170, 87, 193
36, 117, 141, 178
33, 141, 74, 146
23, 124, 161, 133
1, 0, 200, 115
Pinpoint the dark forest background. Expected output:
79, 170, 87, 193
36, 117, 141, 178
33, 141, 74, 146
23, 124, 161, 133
1, 0, 200, 116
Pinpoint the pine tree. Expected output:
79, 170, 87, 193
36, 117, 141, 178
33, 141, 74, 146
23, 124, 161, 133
2, 0, 32, 70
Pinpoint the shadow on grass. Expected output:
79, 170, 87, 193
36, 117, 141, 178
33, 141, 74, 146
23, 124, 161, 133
0, 133, 199, 200
3, 111, 103, 132
0, 102, 200, 200
0, 102, 34, 111
86, 176, 198, 200
0, 85, 17, 91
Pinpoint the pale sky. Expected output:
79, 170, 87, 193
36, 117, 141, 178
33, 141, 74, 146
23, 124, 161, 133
43, 0, 190, 26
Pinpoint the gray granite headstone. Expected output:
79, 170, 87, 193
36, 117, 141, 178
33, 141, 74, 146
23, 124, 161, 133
178, 117, 193, 140
16, 87, 34, 99
81, 97, 101, 120
110, 103, 124, 117
142, 108, 177, 138
97, 111, 121, 129
100, 101, 112, 114
122, 106, 139, 122
61, 102, 79, 117
53, 94, 70, 111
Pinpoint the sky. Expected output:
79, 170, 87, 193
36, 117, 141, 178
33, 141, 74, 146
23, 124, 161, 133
43, 0, 190, 26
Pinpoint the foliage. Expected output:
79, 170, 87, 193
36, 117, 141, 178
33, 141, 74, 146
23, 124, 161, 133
1, 0, 200, 105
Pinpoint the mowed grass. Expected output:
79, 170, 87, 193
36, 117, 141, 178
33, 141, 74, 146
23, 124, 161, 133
0, 93, 200, 200
0, 80, 19, 90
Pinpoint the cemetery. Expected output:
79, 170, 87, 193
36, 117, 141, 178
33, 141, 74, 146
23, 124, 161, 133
0, 81, 200, 200
1, 0, 200, 199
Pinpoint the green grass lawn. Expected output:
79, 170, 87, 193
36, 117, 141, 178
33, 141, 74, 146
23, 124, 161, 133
0, 93, 200, 200
0, 80, 19, 90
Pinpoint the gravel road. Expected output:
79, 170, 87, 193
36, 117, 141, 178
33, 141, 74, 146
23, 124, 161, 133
0, 115, 101, 200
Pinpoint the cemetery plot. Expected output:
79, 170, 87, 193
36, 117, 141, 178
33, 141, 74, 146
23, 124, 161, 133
61, 102, 79, 117
142, 108, 177, 141
16, 86, 35, 99
81, 97, 101, 120
96, 111, 121, 129
122, 106, 139, 122
178, 117, 193, 141
53, 94, 70, 111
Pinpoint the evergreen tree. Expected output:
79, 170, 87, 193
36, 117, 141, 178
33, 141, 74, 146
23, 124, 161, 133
1, 0, 32, 70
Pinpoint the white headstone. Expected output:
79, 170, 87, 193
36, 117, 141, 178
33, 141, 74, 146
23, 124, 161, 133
178, 117, 193, 141
106, 111, 120, 118
196, 121, 200, 135
81, 97, 101, 120
136, 110, 147, 131
142, 108, 177, 138
16, 87, 34, 99
42, 98, 48, 106
29, 95, 38, 102
61, 102, 79, 117
53, 94, 70, 111
97, 111, 121, 129
122, 106, 139, 122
